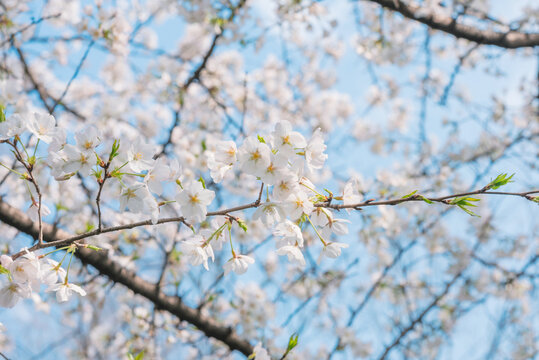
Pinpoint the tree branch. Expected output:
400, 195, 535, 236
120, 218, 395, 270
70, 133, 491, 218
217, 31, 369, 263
0, 199, 254, 357
7, 187, 538, 259
364, 0, 539, 48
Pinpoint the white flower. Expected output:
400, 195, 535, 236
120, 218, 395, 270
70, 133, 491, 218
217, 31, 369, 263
201, 219, 229, 251
321, 242, 349, 259
253, 343, 271, 360
40, 259, 67, 286
62, 144, 94, 176
167, 158, 182, 182
276, 245, 306, 267
48, 151, 73, 181
26, 203, 51, 222
47, 282, 87, 302
310, 206, 331, 226
0, 254, 13, 268
26, 112, 57, 143
284, 191, 313, 220
208, 147, 234, 183
209, 162, 233, 183
253, 202, 285, 227
75, 126, 101, 151
272, 171, 300, 201
214, 140, 237, 165
127, 139, 155, 172
119, 183, 156, 221
272, 120, 307, 158
180, 236, 214, 271
0, 113, 26, 140
119, 184, 146, 212
320, 218, 350, 240
48, 127, 67, 154
0, 282, 31, 308
223, 254, 254, 275
342, 180, 363, 212
238, 136, 271, 176
9, 251, 41, 287
273, 220, 304, 247
259, 153, 287, 185
28, 203, 51, 223
305, 128, 327, 170
145, 158, 169, 195
176, 181, 215, 223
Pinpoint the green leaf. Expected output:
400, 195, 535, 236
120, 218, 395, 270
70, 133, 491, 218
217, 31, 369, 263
198, 176, 206, 189
0, 264, 10, 277
0, 104, 6, 123
450, 197, 480, 217
236, 218, 248, 232
419, 195, 433, 204
287, 333, 299, 351
487, 173, 515, 190
402, 190, 418, 199
109, 139, 121, 162
56, 203, 69, 212
84, 222, 96, 232
86, 245, 102, 252
209, 17, 227, 27
285, 332, 299, 354
102, 29, 112, 40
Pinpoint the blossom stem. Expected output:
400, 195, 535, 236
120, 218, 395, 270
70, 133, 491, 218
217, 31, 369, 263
306, 214, 327, 246
0, 162, 24, 177
228, 225, 235, 258
16, 136, 30, 160
300, 182, 323, 197
64, 248, 75, 283
32, 139, 40, 159
42, 246, 72, 258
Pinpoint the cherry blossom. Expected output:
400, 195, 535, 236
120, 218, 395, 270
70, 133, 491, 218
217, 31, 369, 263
176, 181, 215, 223
321, 242, 349, 260
224, 254, 255, 275
26, 112, 57, 144
47, 282, 87, 303
238, 136, 271, 176
271, 120, 307, 158
273, 220, 304, 247
0, 113, 26, 140
179, 236, 214, 271
253, 202, 286, 227
127, 139, 155, 173
0, 282, 31, 308
276, 245, 306, 267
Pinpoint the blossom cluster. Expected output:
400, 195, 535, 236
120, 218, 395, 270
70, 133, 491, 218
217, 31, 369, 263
198, 120, 360, 272
0, 110, 364, 307
0, 250, 85, 308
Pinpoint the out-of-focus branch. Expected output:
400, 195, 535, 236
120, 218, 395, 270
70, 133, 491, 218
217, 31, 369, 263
364, 0, 539, 48
14, 45, 86, 119
156, 0, 248, 157
0, 199, 254, 357
378, 269, 464, 359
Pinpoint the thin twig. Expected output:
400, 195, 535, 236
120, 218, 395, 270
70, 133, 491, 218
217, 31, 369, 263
9, 186, 538, 259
